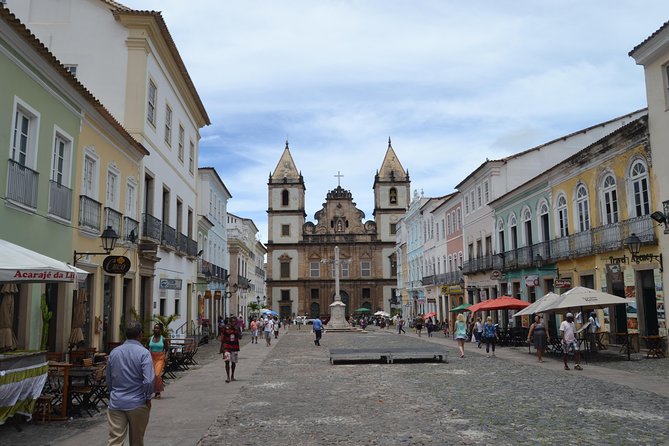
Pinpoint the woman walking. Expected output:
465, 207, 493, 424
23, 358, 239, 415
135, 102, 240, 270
527, 314, 549, 362
148, 323, 169, 398
414, 316, 424, 337
455, 314, 467, 358
426, 318, 434, 337
483, 316, 497, 358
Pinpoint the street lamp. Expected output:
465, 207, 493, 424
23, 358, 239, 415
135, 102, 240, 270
73, 226, 119, 264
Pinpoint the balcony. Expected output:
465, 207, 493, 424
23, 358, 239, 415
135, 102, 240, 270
434, 271, 463, 285
161, 223, 177, 250
79, 195, 101, 231
7, 159, 38, 209
124, 216, 139, 243
105, 207, 123, 239
187, 238, 198, 257
422, 275, 435, 285
176, 232, 188, 255
142, 213, 162, 241
48, 180, 72, 220
463, 215, 657, 274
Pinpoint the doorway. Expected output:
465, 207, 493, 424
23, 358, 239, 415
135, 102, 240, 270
639, 270, 658, 336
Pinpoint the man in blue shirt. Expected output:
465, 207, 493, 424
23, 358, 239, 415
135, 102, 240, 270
312, 317, 323, 346
106, 320, 154, 445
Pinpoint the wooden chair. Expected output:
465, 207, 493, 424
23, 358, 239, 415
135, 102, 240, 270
46, 352, 65, 362
82, 358, 94, 367
69, 350, 85, 365
33, 395, 53, 423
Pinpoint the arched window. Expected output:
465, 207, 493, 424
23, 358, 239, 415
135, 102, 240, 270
281, 189, 289, 206
575, 184, 590, 232
509, 214, 518, 250
446, 214, 451, 235
389, 187, 398, 205
522, 208, 533, 246
456, 209, 461, 230
556, 194, 569, 237
630, 160, 650, 217
497, 219, 505, 253
538, 201, 550, 242
601, 175, 618, 225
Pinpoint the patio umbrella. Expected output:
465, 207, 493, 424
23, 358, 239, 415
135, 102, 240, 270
260, 309, 279, 316
450, 303, 471, 312
0, 238, 89, 282
540, 286, 628, 313
354, 308, 371, 313
0, 283, 18, 350
69, 289, 87, 347
466, 301, 487, 313
513, 292, 561, 317
474, 296, 530, 312
422, 311, 437, 319
374, 311, 390, 317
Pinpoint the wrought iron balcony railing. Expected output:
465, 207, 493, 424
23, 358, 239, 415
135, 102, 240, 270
7, 159, 38, 209
48, 180, 72, 220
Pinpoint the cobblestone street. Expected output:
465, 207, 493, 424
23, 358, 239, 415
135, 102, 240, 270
2, 327, 668, 446
200, 328, 669, 446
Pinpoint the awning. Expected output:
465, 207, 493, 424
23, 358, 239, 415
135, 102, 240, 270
0, 239, 88, 283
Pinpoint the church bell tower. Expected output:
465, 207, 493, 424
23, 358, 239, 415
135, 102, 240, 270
373, 138, 410, 243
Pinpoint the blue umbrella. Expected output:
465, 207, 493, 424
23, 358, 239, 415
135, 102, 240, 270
261, 309, 279, 316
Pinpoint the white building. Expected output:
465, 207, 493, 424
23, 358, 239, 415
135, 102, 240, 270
7, 0, 211, 334
227, 213, 262, 324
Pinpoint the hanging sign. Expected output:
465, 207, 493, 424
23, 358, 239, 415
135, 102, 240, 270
102, 256, 131, 275
159, 278, 182, 290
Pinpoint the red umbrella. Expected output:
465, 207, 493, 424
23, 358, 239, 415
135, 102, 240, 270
422, 312, 437, 319
470, 296, 530, 313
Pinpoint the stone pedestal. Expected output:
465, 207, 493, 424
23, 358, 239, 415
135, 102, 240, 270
326, 301, 350, 330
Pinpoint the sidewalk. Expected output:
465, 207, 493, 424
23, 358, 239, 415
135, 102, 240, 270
387, 326, 669, 398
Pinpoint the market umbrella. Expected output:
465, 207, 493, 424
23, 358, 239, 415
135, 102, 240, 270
466, 300, 487, 313
422, 311, 437, 319
540, 286, 628, 313
69, 288, 87, 347
513, 292, 561, 317
0, 283, 18, 350
474, 296, 530, 312
260, 309, 279, 316
354, 308, 371, 313
374, 311, 390, 317
450, 303, 471, 312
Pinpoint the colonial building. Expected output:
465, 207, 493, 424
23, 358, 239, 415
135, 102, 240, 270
267, 141, 410, 320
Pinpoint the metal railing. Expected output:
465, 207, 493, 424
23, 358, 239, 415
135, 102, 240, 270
105, 207, 123, 237
7, 159, 38, 208
124, 216, 139, 242
434, 271, 463, 285
161, 223, 177, 249
48, 180, 72, 220
176, 232, 188, 254
142, 213, 162, 241
79, 195, 101, 231
463, 215, 657, 274
187, 238, 198, 257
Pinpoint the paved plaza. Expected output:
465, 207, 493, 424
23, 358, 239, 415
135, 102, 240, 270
2, 326, 669, 445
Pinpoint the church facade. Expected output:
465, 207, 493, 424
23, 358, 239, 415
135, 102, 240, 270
266, 141, 410, 320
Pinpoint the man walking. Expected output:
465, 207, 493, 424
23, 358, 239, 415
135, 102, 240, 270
398, 316, 406, 334
263, 317, 274, 346
106, 320, 154, 446
220, 316, 241, 382
312, 316, 323, 346
560, 312, 583, 371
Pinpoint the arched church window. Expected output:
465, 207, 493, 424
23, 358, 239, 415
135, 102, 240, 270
389, 187, 398, 204
281, 190, 289, 206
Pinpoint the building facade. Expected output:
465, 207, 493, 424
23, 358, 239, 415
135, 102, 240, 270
266, 141, 410, 320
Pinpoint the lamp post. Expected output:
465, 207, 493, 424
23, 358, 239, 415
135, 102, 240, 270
73, 226, 119, 265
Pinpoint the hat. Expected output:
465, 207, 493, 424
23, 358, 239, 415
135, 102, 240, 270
566, 312, 573, 318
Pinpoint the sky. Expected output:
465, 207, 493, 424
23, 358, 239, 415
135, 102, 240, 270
122, 0, 668, 242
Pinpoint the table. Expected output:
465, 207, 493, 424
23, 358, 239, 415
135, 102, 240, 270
595, 332, 608, 350
614, 332, 639, 361
0, 351, 48, 424
641, 335, 666, 358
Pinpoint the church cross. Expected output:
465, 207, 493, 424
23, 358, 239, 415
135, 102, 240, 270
334, 171, 344, 187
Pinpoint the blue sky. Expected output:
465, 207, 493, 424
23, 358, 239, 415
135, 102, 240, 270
123, 1, 668, 241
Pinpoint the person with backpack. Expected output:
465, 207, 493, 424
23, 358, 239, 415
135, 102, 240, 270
482, 316, 497, 358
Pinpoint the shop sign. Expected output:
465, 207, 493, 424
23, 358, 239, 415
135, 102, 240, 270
555, 278, 572, 289
159, 278, 182, 290
102, 256, 131, 275
525, 275, 539, 287
490, 270, 503, 280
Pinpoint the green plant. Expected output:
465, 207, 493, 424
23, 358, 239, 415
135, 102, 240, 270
152, 314, 178, 338
40, 293, 52, 350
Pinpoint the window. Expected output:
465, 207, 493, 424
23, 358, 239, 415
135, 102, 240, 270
51, 133, 71, 185
630, 160, 650, 217
188, 141, 195, 174
456, 209, 461, 230
126, 181, 137, 219
601, 175, 618, 225
178, 125, 185, 161
441, 218, 445, 238
389, 254, 397, 276
281, 224, 290, 236
82, 152, 98, 198
484, 181, 489, 203
390, 223, 397, 235
464, 195, 469, 214
64, 65, 77, 76
341, 261, 349, 278
362, 288, 370, 300
147, 79, 157, 126
477, 186, 482, 208
159, 298, 166, 316
281, 290, 290, 301
446, 214, 451, 235
470, 191, 475, 210
575, 184, 590, 232
361, 261, 371, 277
280, 261, 290, 278
311, 289, 319, 300
389, 187, 397, 204
310, 262, 320, 277
164, 105, 172, 146
174, 298, 180, 316
509, 214, 518, 250
11, 103, 39, 168
556, 194, 569, 237
282, 190, 289, 206
497, 219, 505, 253
106, 169, 119, 209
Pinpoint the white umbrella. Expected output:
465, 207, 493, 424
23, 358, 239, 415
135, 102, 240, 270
513, 292, 561, 317
0, 239, 88, 282
374, 311, 390, 317
540, 286, 628, 313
